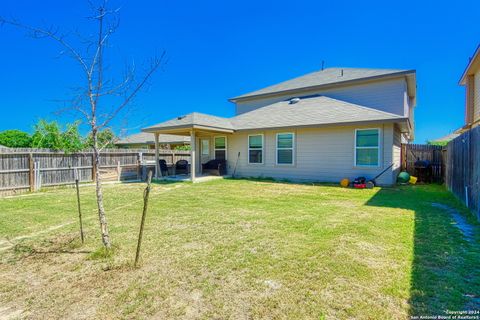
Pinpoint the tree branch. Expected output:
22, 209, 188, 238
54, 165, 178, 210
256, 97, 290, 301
0, 17, 90, 77
99, 52, 166, 129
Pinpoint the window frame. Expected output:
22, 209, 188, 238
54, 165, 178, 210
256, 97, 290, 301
276, 132, 295, 166
354, 128, 381, 168
214, 136, 227, 160
247, 133, 264, 165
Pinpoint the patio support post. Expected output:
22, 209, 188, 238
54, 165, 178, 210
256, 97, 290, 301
154, 132, 160, 179
190, 130, 196, 182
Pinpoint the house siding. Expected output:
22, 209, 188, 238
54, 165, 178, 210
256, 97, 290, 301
235, 78, 408, 117
474, 71, 480, 124
392, 125, 402, 182
225, 123, 396, 185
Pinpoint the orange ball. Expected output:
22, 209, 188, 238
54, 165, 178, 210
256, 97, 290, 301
340, 178, 350, 188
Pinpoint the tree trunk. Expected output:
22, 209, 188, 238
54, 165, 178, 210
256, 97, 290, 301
92, 130, 111, 248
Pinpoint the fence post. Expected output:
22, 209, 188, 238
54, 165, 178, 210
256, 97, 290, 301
29, 153, 34, 192
34, 161, 41, 191
117, 161, 121, 181
137, 152, 142, 180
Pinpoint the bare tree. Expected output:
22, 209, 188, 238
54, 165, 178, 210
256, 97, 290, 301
1, 1, 165, 249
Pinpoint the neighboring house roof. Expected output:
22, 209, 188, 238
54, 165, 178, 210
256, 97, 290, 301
230, 67, 415, 101
143, 112, 235, 133
0, 144, 8, 149
116, 132, 190, 145
143, 96, 408, 133
430, 132, 460, 144
459, 44, 480, 85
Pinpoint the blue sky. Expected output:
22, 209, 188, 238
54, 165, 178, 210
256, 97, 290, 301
0, 0, 478, 143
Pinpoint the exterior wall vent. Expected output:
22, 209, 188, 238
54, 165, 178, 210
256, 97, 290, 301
289, 97, 301, 104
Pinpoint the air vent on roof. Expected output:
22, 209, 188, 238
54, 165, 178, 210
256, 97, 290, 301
289, 97, 301, 104
177, 115, 186, 120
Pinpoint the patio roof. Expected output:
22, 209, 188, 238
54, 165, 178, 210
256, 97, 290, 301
142, 112, 234, 134
116, 132, 190, 145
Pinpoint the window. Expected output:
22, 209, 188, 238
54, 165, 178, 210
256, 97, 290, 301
276, 133, 294, 165
214, 136, 227, 160
355, 129, 380, 167
201, 139, 210, 156
248, 134, 263, 164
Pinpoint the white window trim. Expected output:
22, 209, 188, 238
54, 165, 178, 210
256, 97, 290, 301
276, 132, 295, 165
248, 134, 264, 165
214, 136, 227, 160
354, 128, 381, 168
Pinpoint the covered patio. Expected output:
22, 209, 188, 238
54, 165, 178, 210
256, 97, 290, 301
142, 112, 234, 182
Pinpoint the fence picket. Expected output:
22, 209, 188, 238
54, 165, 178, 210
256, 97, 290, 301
445, 126, 480, 220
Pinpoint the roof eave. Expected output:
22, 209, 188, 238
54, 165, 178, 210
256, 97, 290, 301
142, 124, 234, 134
233, 117, 409, 132
459, 44, 480, 85
229, 70, 417, 103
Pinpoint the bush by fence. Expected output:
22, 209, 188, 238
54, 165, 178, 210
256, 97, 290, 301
0, 148, 190, 195
445, 126, 480, 220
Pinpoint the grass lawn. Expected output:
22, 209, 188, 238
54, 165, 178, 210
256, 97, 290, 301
0, 179, 479, 319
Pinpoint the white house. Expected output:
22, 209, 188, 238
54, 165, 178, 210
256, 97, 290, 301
142, 67, 416, 185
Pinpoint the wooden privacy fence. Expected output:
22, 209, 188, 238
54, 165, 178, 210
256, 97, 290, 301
0, 148, 190, 195
401, 143, 445, 183
445, 127, 480, 220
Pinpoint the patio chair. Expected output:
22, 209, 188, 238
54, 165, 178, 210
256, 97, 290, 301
202, 159, 227, 176
175, 159, 189, 175
159, 159, 169, 176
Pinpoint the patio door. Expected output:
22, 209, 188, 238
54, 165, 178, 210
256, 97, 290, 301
200, 139, 210, 170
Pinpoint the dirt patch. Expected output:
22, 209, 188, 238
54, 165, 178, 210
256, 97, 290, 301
0, 306, 24, 320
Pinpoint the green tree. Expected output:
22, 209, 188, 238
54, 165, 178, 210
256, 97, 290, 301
61, 121, 85, 152
0, 130, 32, 147
31, 119, 85, 152
31, 120, 63, 150
174, 145, 191, 151
426, 140, 448, 147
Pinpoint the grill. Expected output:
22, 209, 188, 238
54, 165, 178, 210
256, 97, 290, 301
414, 159, 432, 183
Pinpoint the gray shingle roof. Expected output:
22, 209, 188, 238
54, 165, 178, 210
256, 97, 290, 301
142, 96, 406, 133
142, 112, 234, 132
230, 67, 414, 101
116, 132, 190, 145
231, 96, 405, 130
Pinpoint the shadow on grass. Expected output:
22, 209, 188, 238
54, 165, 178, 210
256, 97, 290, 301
366, 185, 480, 316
